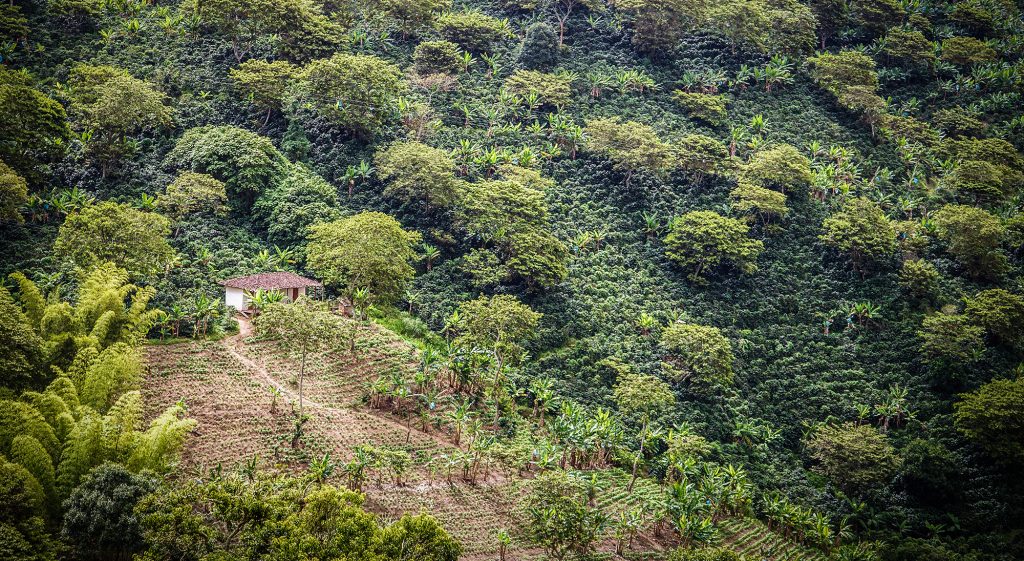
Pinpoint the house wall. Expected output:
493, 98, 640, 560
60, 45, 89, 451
225, 286, 247, 310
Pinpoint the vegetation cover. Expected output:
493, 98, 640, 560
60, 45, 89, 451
1, 0, 1024, 559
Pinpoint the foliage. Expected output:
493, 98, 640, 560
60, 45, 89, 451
230, 60, 298, 117
525, 471, 607, 560
376, 140, 460, 208
307, 212, 421, 303
585, 117, 674, 185
504, 70, 572, 108
664, 211, 764, 281
940, 36, 997, 66
819, 197, 896, 271
667, 547, 743, 561
0, 457, 58, 561
180, 0, 341, 61
252, 163, 340, 248
619, 0, 704, 53
897, 259, 939, 301
518, 22, 559, 71
918, 312, 984, 368
953, 376, 1024, 464
165, 125, 289, 208
0, 285, 44, 390
379, 0, 450, 38
455, 294, 541, 368
288, 53, 405, 136
435, 10, 510, 52
932, 204, 1006, 279
136, 471, 459, 561
0, 67, 69, 178
806, 50, 880, 99
672, 92, 728, 126
962, 289, 1024, 347
660, 322, 734, 385
730, 182, 788, 224
61, 463, 157, 559
53, 202, 173, 278
413, 40, 464, 75
740, 144, 812, 193
377, 513, 463, 561
66, 65, 172, 174
0, 159, 28, 223
157, 172, 229, 224
805, 422, 900, 497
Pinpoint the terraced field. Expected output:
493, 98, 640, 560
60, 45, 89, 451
718, 518, 827, 561
144, 320, 823, 561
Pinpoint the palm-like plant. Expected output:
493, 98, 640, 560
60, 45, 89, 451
136, 192, 157, 211
191, 294, 216, 338
636, 312, 658, 336
421, 243, 441, 271
271, 245, 296, 271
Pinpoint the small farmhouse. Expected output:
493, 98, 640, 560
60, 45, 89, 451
219, 272, 322, 312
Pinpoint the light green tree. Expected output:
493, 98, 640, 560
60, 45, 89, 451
0, 67, 70, 178
0, 285, 44, 390
820, 197, 896, 272
963, 289, 1024, 348
456, 294, 541, 425
933, 204, 1006, 279
157, 172, 229, 226
255, 297, 346, 416
664, 211, 764, 281
229, 60, 298, 125
0, 159, 28, 222
375, 141, 460, 209
740, 144, 813, 193
954, 376, 1024, 464
54, 202, 173, 278
288, 54, 405, 136
306, 212, 422, 304
730, 182, 788, 225
613, 371, 674, 491
67, 65, 172, 176
585, 118, 674, 187
660, 322, 734, 385
805, 422, 900, 496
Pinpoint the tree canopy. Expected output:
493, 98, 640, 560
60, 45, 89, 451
307, 212, 421, 303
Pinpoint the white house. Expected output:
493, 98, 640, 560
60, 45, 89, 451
219, 272, 322, 312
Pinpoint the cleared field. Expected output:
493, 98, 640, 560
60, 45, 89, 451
144, 320, 820, 560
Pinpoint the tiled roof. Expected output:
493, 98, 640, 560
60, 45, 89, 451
219, 272, 322, 290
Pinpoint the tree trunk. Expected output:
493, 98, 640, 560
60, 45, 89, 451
298, 341, 307, 416
627, 420, 647, 493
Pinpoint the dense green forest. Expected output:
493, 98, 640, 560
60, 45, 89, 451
2, 0, 1024, 559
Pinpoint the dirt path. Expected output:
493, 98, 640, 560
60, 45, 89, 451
224, 316, 325, 410
224, 316, 463, 453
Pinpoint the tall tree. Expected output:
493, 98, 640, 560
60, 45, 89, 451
53, 202, 173, 278
375, 141, 461, 209
255, 297, 345, 416
954, 376, 1024, 464
66, 65, 172, 177
614, 371, 674, 492
663, 211, 763, 281
820, 197, 896, 272
288, 54, 405, 136
0, 159, 29, 222
660, 322, 735, 386
585, 118, 674, 187
306, 212, 421, 304
0, 67, 69, 179
455, 295, 541, 426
